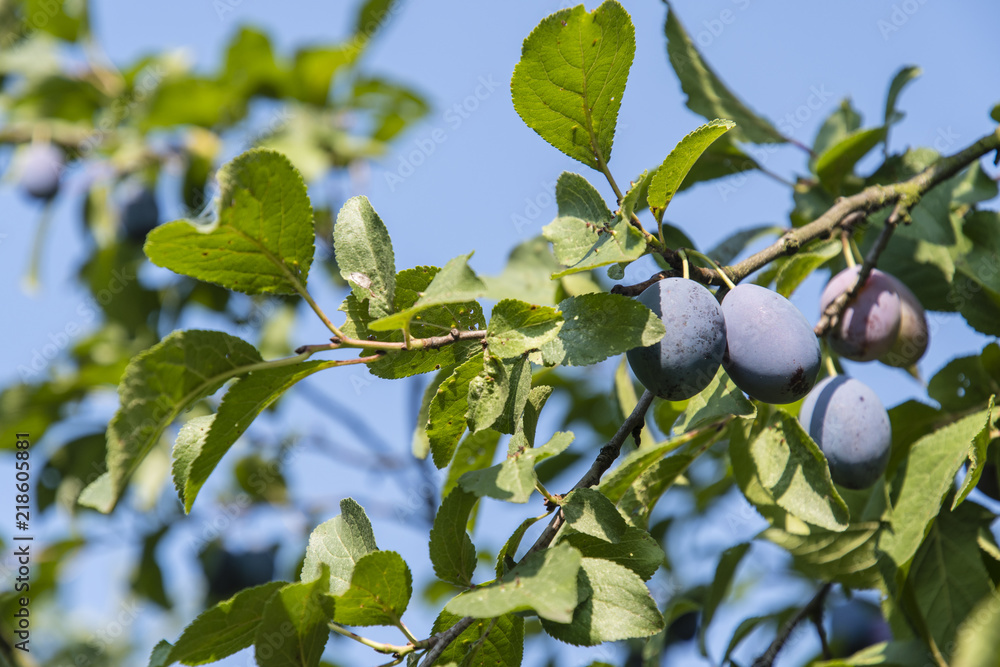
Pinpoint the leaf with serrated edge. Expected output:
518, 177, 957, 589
369, 253, 488, 331
444, 429, 502, 499
881, 405, 995, 567
487, 299, 563, 358
561, 526, 664, 581
78, 330, 263, 513
428, 354, 485, 468
430, 488, 478, 587
431, 610, 524, 667
511, 1, 635, 169
255, 576, 329, 667
543, 173, 613, 267
173, 360, 337, 513
445, 543, 582, 623
551, 213, 647, 278
953, 395, 995, 509
664, 6, 784, 145
674, 367, 755, 433
301, 498, 377, 595
748, 413, 849, 531
541, 293, 664, 367
466, 354, 532, 435
540, 557, 664, 646
334, 196, 396, 319
648, 119, 735, 221
562, 488, 628, 543
460, 432, 574, 503
331, 551, 412, 626
168, 581, 286, 665
145, 150, 313, 295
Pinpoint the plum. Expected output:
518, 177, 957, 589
820, 266, 901, 362
120, 181, 160, 242
877, 275, 928, 368
721, 284, 821, 404
19, 143, 64, 200
626, 278, 726, 401
799, 376, 891, 489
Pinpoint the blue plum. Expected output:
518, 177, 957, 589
877, 274, 928, 368
626, 278, 726, 401
19, 144, 64, 200
721, 284, 821, 404
120, 181, 160, 242
799, 376, 891, 489
820, 266, 901, 362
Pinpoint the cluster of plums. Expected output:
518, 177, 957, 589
16, 143, 160, 242
628, 265, 929, 490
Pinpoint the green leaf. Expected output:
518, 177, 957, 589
511, 1, 635, 169
331, 551, 412, 626
78, 330, 263, 513
741, 412, 849, 531
519, 385, 554, 447
173, 360, 336, 512
412, 367, 449, 460
168, 582, 286, 665
763, 523, 881, 589
291, 46, 359, 106
813, 99, 862, 160
540, 557, 664, 646
487, 300, 563, 358
561, 526, 664, 581
883, 66, 921, 128
368, 253, 488, 332
599, 433, 698, 504
952, 591, 1000, 667
906, 501, 994, 658
255, 577, 330, 667
355, 0, 398, 38
562, 487, 628, 543
674, 367, 756, 433
340, 266, 485, 379
550, 212, 648, 278
444, 430, 503, 499
953, 395, 995, 509
431, 611, 524, 667
677, 137, 761, 192
445, 543, 582, 623
301, 498, 377, 595
648, 119, 735, 221
618, 450, 702, 529
880, 405, 995, 568
814, 126, 887, 195
428, 354, 486, 468
540, 293, 665, 366
25, 0, 88, 41
145, 150, 314, 296
466, 354, 533, 435
496, 514, 547, 578
664, 5, 785, 144
460, 432, 574, 503
148, 640, 172, 667
544, 172, 613, 267
699, 543, 750, 655
333, 196, 397, 319
429, 488, 479, 587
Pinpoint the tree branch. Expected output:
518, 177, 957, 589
418, 390, 656, 666
752, 583, 832, 667
612, 128, 1000, 297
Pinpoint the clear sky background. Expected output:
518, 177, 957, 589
2, 1, 1000, 666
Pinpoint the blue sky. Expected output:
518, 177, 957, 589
2, 1, 1000, 665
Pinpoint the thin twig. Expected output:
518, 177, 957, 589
752, 583, 832, 667
418, 616, 476, 666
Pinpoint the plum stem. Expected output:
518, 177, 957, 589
684, 249, 737, 290
678, 248, 690, 280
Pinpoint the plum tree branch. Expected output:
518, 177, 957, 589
752, 583, 832, 667
418, 390, 657, 666
612, 127, 1000, 297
